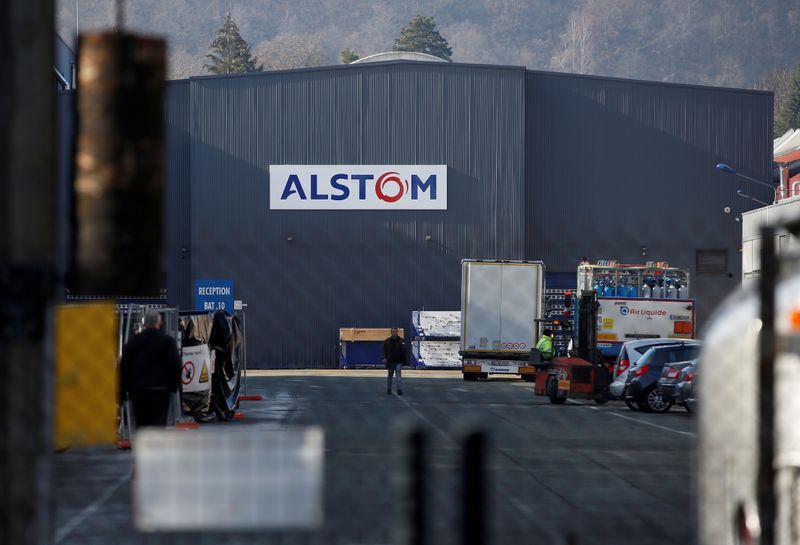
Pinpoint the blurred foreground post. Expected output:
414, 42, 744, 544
0, 1, 55, 545
757, 226, 776, 545
73, 32, 165, 296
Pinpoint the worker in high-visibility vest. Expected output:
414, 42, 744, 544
535, 328, 555, 362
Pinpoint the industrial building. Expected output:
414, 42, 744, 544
58, 59, 772, 367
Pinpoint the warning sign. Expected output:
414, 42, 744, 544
181, 345, 211, 393
182, 361, 195, 385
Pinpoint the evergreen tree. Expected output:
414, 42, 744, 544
340, 48, 360, 64
204, 13, 262, 75
776, 63, 800, 136
393, 15, 452, 61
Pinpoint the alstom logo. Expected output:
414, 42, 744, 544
269, 165, 447, 210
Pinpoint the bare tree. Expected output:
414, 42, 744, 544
551, 10, 597, 74
255, 33, 329, 71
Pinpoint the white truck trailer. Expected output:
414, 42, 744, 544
460, 260, 544, 380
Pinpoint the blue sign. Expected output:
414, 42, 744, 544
194, 279, 234, 312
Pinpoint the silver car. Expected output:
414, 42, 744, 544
609, 338, 700, 399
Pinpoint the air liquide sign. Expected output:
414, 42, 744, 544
269, 165, 447, 210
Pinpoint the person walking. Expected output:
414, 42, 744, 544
535, 328, 555, 362
382, 327, 406, 395
119, 309, 182, 428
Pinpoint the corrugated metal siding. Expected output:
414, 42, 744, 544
164, 81, 191, 309
56, 90, 75, 298
525, 71, 773, 326
186, 64, 526, 367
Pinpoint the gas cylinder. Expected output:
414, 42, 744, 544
652, 282, 663, 299
667, 282, 678, 299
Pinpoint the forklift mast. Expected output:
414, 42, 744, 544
577, 290, 599, 364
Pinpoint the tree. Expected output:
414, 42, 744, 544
551, 10, 597, 74
393, 14, 452, 61
778, 64, 800, 137
204, 13, 262, 75
760, 65, 796, 137
255, 34, 329, 71
340, 48, 360, 64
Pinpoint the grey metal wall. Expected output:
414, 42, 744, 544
182, 62, 527, 367
524, 71, 773, 327
164, 81, 191, 310
56, 90, 75, 297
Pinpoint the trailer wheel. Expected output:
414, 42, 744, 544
463, 373, 479, 381
547, 376, 567, 404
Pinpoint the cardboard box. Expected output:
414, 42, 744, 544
339, 328, 404, 342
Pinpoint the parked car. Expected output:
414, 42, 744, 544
676, 360, 698, 413
657, 358, 696, 405
624, 343, 701, 413
610, 339, 699, 400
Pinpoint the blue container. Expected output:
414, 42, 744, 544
339, 341, 386, 368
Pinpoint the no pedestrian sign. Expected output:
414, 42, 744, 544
194, 279, 234, 312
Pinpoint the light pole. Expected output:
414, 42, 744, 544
737, 190, 770, 207
716, 163, 777, 202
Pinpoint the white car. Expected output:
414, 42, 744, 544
609, 338, 700, 399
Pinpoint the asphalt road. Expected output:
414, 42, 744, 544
54, 370, 696, 545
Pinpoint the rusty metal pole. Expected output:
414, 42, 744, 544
73, 32, 165, 297
0, 1, 55, 545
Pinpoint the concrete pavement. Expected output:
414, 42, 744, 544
54, 369, 696, 545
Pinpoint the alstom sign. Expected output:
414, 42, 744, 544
269, 165, 447, 210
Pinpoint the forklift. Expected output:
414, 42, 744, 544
531, 290, 611, 404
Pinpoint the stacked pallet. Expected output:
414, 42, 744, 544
411, 311, 461, 369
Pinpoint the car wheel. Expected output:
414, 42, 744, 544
624, 397, 640, 411
594, 395, 608, 405
639, 385, 673, 413
547, 376, 566, 404
685, 402, 694, 414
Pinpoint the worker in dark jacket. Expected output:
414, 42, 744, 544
382, 328, 406, 395
119, 309, 182, 428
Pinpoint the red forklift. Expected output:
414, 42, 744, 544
531, 290, 611, 404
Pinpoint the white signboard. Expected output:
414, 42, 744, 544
181, 344, 213, 393
134, 428, 323, 530
597, 298, 695, 343
269, 165, 447, 210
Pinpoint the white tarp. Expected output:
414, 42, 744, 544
413, 340, 462, 368
413, 310, 461, 338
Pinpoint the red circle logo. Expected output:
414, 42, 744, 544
375, 172, 408, 203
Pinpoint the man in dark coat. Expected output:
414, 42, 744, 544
382, 327, 406, 395
119, 309, 182, 428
